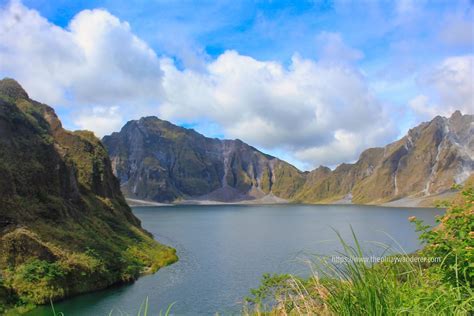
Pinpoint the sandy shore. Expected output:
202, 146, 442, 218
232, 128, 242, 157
176, 193, 288, 205
126, 198, 173, 207
126, 191, 453, 208
126, 194, 288, 207
381, 191, 456, 208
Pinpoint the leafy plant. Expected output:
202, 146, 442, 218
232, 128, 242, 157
15, 260, 65, 283
411, 184, 474, 286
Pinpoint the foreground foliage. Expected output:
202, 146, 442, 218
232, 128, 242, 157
245, 181, 474, 315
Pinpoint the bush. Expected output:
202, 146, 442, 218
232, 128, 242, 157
412, 185, 474, 287
11, 259, 66, 304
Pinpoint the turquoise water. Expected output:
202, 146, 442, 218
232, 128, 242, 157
30, 204, 443, 315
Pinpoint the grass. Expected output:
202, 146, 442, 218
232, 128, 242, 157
244, 182, 474, 315
47, 297, 176, 316
244, 233, 473, 315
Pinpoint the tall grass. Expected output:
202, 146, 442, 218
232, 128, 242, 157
244, 228, 474, 315
50, 297, 176, 316
246, 182, 474, 315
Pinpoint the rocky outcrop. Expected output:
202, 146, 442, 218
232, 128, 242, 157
0, 78, 176, 310
104, 112, 473, 205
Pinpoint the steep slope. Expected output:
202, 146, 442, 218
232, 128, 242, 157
0, 79, 176, 311
102, 117, 306, 203
104, 112, 472, 205
294, 147, 385, 203
295, 111, 473, 204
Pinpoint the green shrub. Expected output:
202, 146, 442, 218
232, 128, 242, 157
15, 259, 65, 283
412, 185, 474, 287
10, 260, 66, 304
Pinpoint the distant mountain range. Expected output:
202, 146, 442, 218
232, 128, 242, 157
103, 111, 473, 206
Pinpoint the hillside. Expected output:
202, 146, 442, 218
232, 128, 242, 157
294, 111, 473, 205
0, 79, 177, 312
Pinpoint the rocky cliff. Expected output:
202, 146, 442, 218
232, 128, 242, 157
102, 117, 305, 203
295, 111, 474, 204
104, 112, 473, 206
0, 79, 176, 312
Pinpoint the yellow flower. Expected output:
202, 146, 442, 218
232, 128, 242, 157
408, 216, 417, 222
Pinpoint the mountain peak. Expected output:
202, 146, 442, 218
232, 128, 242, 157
102, 118, 304, 202
139, 116, 161, 123
450, 110, 463, 120
0, 78, 29, 100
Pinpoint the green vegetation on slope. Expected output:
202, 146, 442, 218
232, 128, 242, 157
0, 79, 177, 314
245, 178, 474, 315
270, 161, 307, 200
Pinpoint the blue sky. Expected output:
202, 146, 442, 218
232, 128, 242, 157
1, 0, 473, 170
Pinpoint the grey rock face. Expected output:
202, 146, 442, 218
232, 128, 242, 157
103, 117, 303, 202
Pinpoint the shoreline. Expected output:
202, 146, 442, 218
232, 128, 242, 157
126, 193, 453, 209
126, 198, 174, 207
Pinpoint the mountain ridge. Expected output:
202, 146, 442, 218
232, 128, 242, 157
103, 116, 306, 203
103, 111, 473, 206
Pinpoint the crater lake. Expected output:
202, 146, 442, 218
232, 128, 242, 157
29, 204, 443, 315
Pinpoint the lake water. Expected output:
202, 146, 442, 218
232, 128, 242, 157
30, 204, 443, 315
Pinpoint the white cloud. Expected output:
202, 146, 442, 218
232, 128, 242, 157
0, 1, 164, 137
0, 0, 162, 106
409, 95, 437, 118
439, 11, 474, 47
316, 32, 364, 63
0, 1, 80, 104
0, 2, 406, 168
74, 106, 123, 137
67, 9, 162, 104
159, 50, 398, 168
410, 55, 474, 119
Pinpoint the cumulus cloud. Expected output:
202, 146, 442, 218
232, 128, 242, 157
74, 106, 123, 137
0, 0, 162, 108
2, 1, 436, 169
159, 51, 397, 167
410, 55, 474, 119
0, 1, 400, 167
